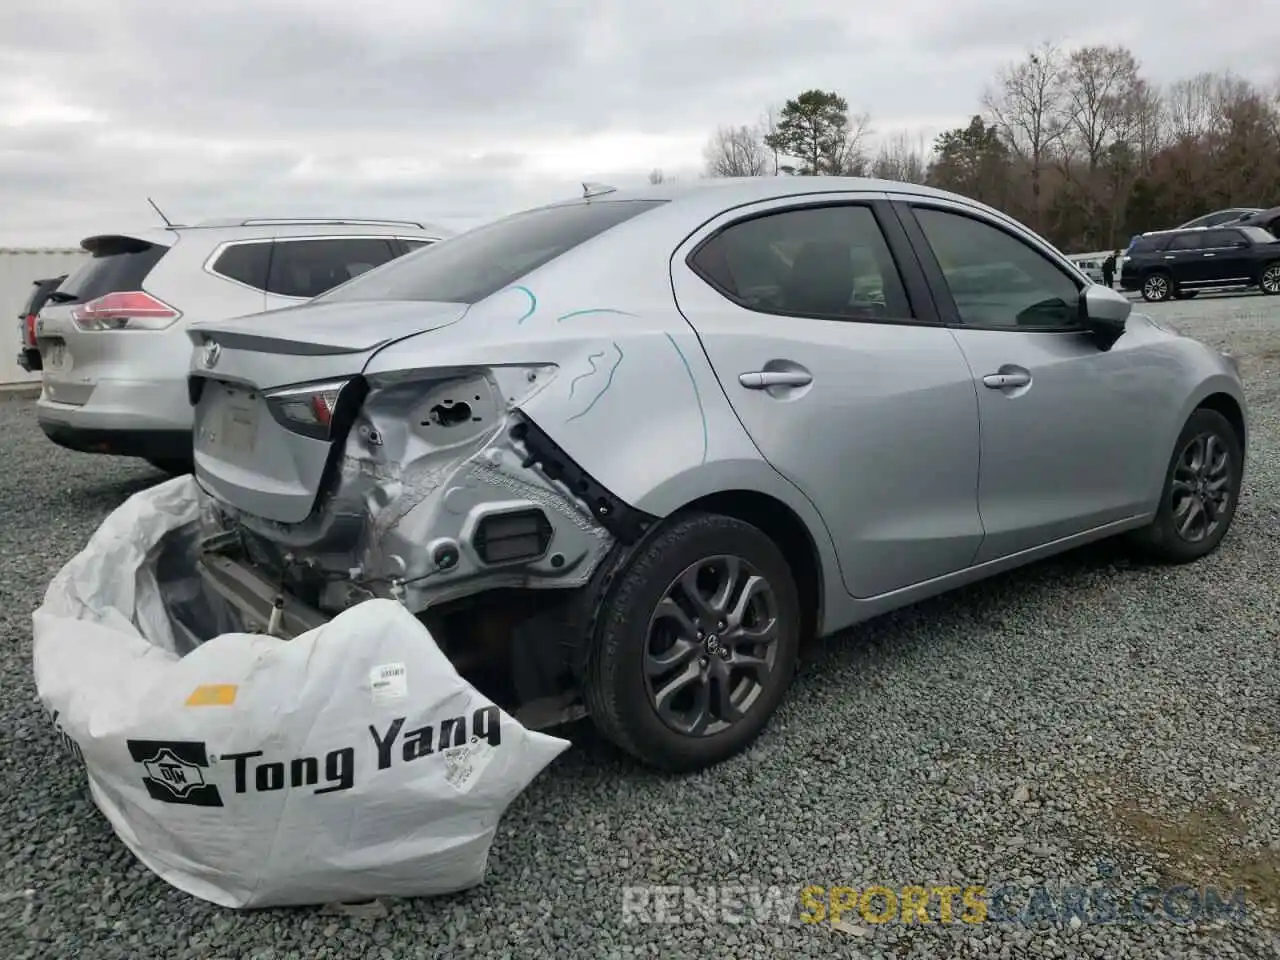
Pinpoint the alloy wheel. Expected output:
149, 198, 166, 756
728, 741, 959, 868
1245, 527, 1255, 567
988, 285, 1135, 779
1144, 275, 1169, 301
643, 555, 780, 737
1261, 264, 1280, 295
1169, 432, 1233, 544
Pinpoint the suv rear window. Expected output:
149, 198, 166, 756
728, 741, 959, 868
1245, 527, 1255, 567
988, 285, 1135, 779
318, 200, 665, 304
54, 236, 169, 304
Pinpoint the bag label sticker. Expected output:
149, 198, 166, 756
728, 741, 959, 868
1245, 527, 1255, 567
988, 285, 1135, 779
370, 663, 407, 705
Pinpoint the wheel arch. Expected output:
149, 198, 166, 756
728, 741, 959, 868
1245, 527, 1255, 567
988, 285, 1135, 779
1195, 389, 1247, 455
673, 489, 825, 646
632, 461, 843, 640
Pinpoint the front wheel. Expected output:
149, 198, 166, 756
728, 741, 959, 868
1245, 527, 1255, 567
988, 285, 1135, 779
1142, 272, 1173, 302
1128, 408, 1242, 563
584, 512, 801, 772
1260, 262, 1280, 295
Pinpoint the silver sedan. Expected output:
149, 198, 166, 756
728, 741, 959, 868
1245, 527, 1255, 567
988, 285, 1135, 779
187, 176, 1248, 772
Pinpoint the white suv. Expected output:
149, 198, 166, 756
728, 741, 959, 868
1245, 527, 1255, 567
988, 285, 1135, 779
35, 217, 452, 473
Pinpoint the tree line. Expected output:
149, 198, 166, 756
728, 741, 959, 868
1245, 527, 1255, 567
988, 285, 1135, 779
699, 42, 1280, 253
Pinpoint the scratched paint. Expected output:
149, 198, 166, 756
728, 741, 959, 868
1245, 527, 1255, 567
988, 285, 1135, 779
556, 308, 638, 323
663, 332, 709, 465
565, 343, 624, 423
567, 351, 606, 400
510, 286, 538, 324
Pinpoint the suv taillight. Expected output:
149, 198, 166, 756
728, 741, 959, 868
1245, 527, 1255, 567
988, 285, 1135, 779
22, 314, 38, 346
71, 291, 181, 331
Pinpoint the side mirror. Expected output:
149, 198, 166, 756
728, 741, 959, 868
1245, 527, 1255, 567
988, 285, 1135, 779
1080, 284, 1131, 349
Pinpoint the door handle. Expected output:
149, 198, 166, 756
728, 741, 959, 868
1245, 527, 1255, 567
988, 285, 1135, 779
1203, 253, 1215, 257
983, 371, 1031, 389
739, 370, 812, 389
1163, 255, 1176, 260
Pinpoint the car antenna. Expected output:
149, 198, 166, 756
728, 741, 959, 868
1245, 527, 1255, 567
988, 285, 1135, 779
582, 182, 617, 199
147, 197, 175, 228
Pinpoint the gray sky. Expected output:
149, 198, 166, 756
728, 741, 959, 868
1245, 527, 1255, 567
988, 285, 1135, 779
1, 0, 1275, 247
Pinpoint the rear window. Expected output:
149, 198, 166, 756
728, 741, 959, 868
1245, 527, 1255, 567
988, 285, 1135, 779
1241, 226, 1277, 244
318, 200, 665, 304
55, 237, 169, 304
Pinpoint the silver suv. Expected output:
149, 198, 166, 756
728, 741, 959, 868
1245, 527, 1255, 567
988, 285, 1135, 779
35, 217, 452, 473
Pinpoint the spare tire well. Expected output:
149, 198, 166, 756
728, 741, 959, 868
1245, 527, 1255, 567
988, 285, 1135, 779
674, 490, 822, 644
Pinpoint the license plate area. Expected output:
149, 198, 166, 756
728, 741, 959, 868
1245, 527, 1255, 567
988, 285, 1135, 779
43, 340, 68, 370
207, 384, 261, 457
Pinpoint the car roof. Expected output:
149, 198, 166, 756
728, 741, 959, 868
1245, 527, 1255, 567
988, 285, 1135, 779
75, 219, 452, 252
532, 176, 1005, 218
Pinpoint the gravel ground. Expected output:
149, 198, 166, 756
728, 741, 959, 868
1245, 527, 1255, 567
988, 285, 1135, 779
2, 292, 1279, 959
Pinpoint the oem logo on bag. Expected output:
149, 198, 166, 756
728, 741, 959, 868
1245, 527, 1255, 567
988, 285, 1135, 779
126, 739, 224, 807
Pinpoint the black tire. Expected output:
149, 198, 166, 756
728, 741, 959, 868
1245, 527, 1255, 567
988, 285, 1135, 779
1141, 272, 1173, 302
584, 512, 801, 772
1259, 261, 1280, 296
146, 457, 193, 476
1128, 408, 1242, 563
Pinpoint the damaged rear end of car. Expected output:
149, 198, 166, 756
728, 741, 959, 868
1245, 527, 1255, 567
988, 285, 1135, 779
187, 198, 673, 726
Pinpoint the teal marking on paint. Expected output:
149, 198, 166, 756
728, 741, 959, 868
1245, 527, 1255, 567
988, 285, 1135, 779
512, 286, 538, 324
556, 308, 638, 322
565, 343, 624, 423
663, 332, 708, 465
567, 351, 606, 400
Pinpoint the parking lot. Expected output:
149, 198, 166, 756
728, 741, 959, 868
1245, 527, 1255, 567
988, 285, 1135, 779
2, 293, 1278, 959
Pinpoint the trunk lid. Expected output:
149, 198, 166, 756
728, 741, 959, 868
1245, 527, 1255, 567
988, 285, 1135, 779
191, 299, 468, 524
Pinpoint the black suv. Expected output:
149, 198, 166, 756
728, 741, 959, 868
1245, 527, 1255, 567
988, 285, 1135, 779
1120, 225, 1280, 302
15, 275, 67, 373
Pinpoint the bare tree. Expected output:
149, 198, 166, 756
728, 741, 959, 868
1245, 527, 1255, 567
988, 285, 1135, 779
871, 131, 928, 183
761, 104, 782, 175
701, 125, 769, 178
823, 111, 873, 176
983, 41, 1068, 228
1062, 46, 1143, 172
1165, 72, 1215, 142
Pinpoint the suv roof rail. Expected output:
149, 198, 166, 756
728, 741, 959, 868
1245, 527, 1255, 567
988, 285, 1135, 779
191, 216, 428, 229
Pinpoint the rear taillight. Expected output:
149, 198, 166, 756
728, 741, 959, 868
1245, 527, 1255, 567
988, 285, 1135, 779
71, 291, 180, 331
22, 314, 38, 347
263, 379, 356, 441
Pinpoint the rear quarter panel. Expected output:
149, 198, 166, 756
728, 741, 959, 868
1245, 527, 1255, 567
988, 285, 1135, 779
362, 203, 846, 625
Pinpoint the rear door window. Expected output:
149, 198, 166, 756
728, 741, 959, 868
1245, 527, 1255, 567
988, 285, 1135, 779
54, 237, 169, 303
1131, 236, 1170, 254
1168, 233, 1204, 251
1202, 229, 1244, 247
318, 200, 665, 304
265, 237, 401, 299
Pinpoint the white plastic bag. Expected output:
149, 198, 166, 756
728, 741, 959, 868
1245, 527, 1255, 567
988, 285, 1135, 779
31, 475, 570, 908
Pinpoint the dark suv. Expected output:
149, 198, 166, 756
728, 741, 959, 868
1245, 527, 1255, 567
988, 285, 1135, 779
16, 275, 67, 373
1120, 225, 1280, 302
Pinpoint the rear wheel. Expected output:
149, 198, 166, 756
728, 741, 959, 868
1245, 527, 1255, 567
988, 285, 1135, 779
1142, 272, 1173, 302
1260, 262, 1280, 295
1128, 408, 1242, 563
584, 512, 801, 772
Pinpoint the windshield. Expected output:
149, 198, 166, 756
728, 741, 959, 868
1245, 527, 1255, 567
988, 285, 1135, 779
317, 200, 665, 305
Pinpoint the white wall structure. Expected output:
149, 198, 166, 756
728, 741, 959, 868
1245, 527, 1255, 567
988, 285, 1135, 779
1, 248, 88, 386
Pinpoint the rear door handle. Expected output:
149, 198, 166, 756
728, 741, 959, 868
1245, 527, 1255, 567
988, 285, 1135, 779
739, 370, 812, 389
1203, 253, 1215, 257
1163, 255, 1176, 259
983, 371, 1031, 389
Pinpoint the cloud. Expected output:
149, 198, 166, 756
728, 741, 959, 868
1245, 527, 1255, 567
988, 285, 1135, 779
0, 0, 1275, 246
